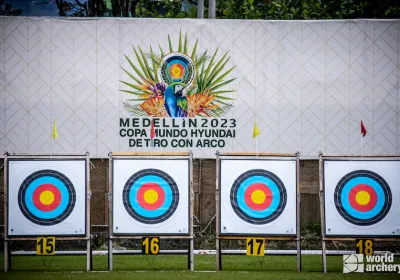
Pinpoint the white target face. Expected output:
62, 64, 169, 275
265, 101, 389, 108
324, 160, 400, 237
220, 159, 297, 236
8, 160, 86, 236
113, 159, 190, 235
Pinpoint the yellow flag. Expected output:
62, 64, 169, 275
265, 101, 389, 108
52, 119, 58, 139
252, 121, 260, 138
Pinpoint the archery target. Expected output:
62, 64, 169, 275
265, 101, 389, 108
113, 159, 189, 235
324, 160, 400, 236
158, 53, 195, 86
8, 160, 86, 236
220, 159, 297, 235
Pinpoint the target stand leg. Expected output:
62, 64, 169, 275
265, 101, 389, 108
187, 238, 194, 271
296, 239, 302, 272
87, 238, 92, 271
187, 240, 190, 270
216, 238, 222, 271
108, 238, 113, 271
187, 239, 194, 271
4, 240, 11, 272
322, 240, 327, 273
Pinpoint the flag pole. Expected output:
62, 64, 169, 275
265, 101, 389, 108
256, 134, 258, 159
361, 133, 363, 156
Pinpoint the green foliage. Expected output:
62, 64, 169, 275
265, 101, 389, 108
0, 1, 22, 16
215, 0, 400, 20
301, 222, 322, 235
35, 0, 400, 19
136, 0, 197, 18
132, 0, 400, 19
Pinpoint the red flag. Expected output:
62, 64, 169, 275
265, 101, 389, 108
361, 120, 367, 137
150, 119, 156, 139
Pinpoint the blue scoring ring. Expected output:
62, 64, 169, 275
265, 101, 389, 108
334, 170, 392, 226
18, 170, 76, 226
122, 169, 179, 224
230, 169, 287, 225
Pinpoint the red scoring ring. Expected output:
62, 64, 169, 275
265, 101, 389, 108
32, 184, 61, 211
137, 183, 165, 210
348, 184, 378, 212
244, 183, 273, 211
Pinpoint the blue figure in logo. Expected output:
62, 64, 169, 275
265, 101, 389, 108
164, 83, 188, 117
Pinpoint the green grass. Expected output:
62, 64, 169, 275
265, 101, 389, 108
0, 254, 398, 280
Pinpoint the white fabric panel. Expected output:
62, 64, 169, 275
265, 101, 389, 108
324, 160, 400, 236
2, 18, 400, 158
113, 159, 189, 235
220, 159, 297, 235
8, 160, 86, 236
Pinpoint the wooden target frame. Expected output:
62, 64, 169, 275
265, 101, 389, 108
108, 152, 194, 271
319, 153, 400, 273
3, 152, 92, 272
216, 152, 301, 272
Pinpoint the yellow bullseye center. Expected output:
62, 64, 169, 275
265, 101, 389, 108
171, 66, 181, 77
39, 191, 55, 205
251, 190, 266, 205
144, 189, 158, 204
356, 191, 370, 205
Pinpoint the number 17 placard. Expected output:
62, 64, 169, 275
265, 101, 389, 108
246, 237, 265, 256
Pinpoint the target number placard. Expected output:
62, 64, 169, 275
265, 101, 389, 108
356, 239, 374, 256
142, 237, 160, 255
324, 160, 400, 237
246, 237, 265, 256
36, 237, 55, 255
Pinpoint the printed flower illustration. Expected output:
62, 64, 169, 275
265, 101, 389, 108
187, 92, 218, 117
140, 97, 169, 117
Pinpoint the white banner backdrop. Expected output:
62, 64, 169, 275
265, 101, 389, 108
8, 160, 86, 236
324, 160, 400, 236
1, 17, 399, 158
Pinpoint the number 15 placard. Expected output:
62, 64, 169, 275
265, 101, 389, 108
36, 237, 56, 256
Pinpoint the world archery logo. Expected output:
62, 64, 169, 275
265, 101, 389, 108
18, 170, 76, 226
230, 169, 287, 225
122, 169, 179, 224
121, 31, 236, 117
334, 170, 392, 226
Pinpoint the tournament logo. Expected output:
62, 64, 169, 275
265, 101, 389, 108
121, 32, 236, 117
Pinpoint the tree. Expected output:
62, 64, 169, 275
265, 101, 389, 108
42, 0, 106, 16
0, 0, 23, 16
214, 0, 400, 20
33, 0, 400, 19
